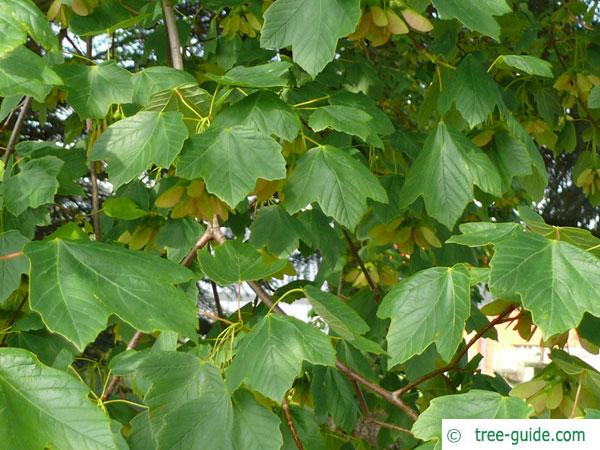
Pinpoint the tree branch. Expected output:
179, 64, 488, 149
85, 38, 102, 240
343, 229, 380, 302
393, 305, 517, 399
105, 216, 418, 420
2, 96, 32, 166
87, 121, 102, 240
336, 361, 418, 421
210, 280, 224, 319
371, 419, 412, 435
161, 0, 183, 70
181, 227, 214, 266
350, 379, 370, 417
282, 395, 305, 450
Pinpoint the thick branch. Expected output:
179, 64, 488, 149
161, 0, 183, 70
393, 305, 517, 399
2, 96, 32, 165
181, 227, 214, 266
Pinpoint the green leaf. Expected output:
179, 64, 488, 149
0, 231, 29, 303
589, 85, 600, 109
16, 141, 88, 196
412, 390, 532, 444
156, 218, 205, 263
329, 91, 395, 136
102, 197, 147, 220
198, 239, 288, 285
132, 66, 197, 106
232, 390, 283, 450
214, 91, 301, 141
54, 62, 133, 119
399, 122, 502, 229
431, 0, 511, 41
0, 348, 117, 450
447, 222, 522, 247
490, 130, 534, 191
227, 314, 336, 401
506, 114, 548, 200
377, 265, 471, 366
296, 208, 344, 272
23, 239, 197, 351
0, 95, 22, 123
6, 324, 78, 370
90, 111, 188, 189
304, 285, 369, 341
310, 366, 358, 433
283, 145, 387, 230
497, 55, 553, 78
489, 232, 600, 337
206, 61, 291, 87
145, 83, 212, 119
260, 0, 361, 77
0, 0, 58, 56
438, 54, 503, 128
177, 125, 285, 207
139, 351, 233, 450
0, 47, 62, 102
2, 155, 63, 216
250, 205, 302, 256
308, 105, 378, 145
70, 0, 150, 36
128, 411, 155, 450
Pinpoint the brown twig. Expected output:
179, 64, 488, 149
282, 395, 305, 450
101, 330, 144, 400
65, 33, 85, 56
2, 96, 32, 166
247, 280, 285, 313
0, 251, 23, 261
210, 280, 224, 319
342, 229, 380, 302
87, 122, 102, 240
371, 419, 412, 434
570, 373, 584, 418
351, 380, 370, 417
393, 305, 517, 399
182, 226, 214, 266
336, 361, 418, 421
0, 108, 15, 134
